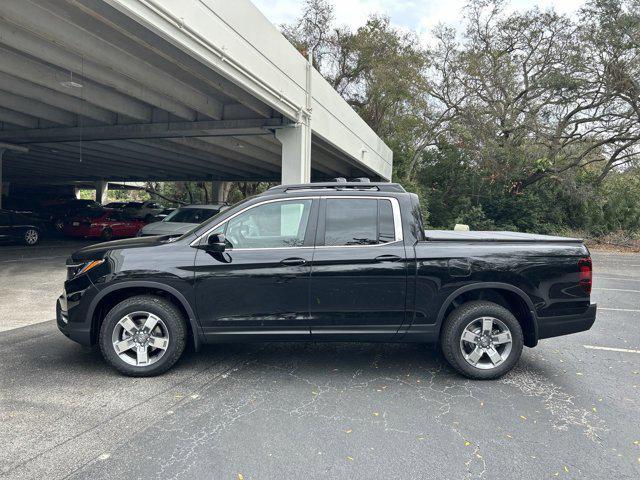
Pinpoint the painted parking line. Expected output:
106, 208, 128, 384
599, 307, 640, 313
592, 287, 640, 293
597, 276, 640, 282
583, 345, 640, 354
0, 255, 68, 264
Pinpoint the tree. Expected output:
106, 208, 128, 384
282, 0, 430, 143
427, 0, 640, 192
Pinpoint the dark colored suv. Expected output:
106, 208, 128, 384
57, 182, 596, 379
0, 209, 42, 245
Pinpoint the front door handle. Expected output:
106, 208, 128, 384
374, 254, 402, 262
280, 257, 307, 266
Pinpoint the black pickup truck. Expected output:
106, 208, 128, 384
57, 181, 596, 379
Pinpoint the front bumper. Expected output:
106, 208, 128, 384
56, 275, 99, 347
537, 303, 597, 340
57, 295, 92, 346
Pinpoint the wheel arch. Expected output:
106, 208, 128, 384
437, 283, 539, 347
88, 281, 202, 350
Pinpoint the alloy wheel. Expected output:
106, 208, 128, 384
111, 311, 169, 367
24, 229, 39, 245
459, 316, 513, 370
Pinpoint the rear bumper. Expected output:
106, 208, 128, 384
537, 303, 597, 340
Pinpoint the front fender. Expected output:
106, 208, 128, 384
88, 280, 203, 351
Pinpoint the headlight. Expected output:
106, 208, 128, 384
67, 259, 105, 279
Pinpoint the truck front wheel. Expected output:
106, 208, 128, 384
99, 295, 187, 377
441, 300, 523, 380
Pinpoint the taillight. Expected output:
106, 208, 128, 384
578, 257, 592, 294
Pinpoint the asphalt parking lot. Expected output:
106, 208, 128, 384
0, 243, 638, 479
0, 239, 96, 332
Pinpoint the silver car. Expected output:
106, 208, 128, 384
124, 201, 165, 222
137, 204, 225, 237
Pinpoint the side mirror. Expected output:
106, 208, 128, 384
206, 233, 226, 252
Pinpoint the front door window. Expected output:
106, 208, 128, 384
224, 199, 312, 249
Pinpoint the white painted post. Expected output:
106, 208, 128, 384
275, 125, 310, 184
304, 50, 313, 175
95, 180, 108, 204
274, 51, 313, 185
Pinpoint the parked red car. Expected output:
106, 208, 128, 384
63, 210, 145, 240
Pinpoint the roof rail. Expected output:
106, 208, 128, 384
266, 182, 406, 194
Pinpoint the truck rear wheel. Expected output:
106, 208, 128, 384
99, 295, 187, 377
441, 300, 523, 380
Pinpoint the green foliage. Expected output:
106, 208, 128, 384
412, 141, 640, 234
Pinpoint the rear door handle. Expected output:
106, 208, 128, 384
374, 254, 402, 262
280, 257, 307, 266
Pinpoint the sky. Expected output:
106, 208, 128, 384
251, 0, 584, 45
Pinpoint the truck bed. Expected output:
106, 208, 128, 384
424, 230, 583, 243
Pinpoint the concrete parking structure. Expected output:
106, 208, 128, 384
0, 0, 392, 208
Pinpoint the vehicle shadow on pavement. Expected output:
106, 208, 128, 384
28, 331, 555, 384
35, 337, 451, 381
2, 321, 553, 387
173, 341, 458, 385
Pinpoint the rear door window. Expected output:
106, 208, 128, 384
323, 198, 396, 246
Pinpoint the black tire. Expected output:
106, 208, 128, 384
23, 228, 40, 246
440, 300, 523, 380
101, 228, 113, 241
99, 295, 187, 377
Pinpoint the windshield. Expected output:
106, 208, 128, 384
163, 207, 220, 224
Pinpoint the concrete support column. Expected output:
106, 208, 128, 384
275, 124, 311, 185
95, 180, 108, 205
0, 144, 27, 209
210, 181, 229, 204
